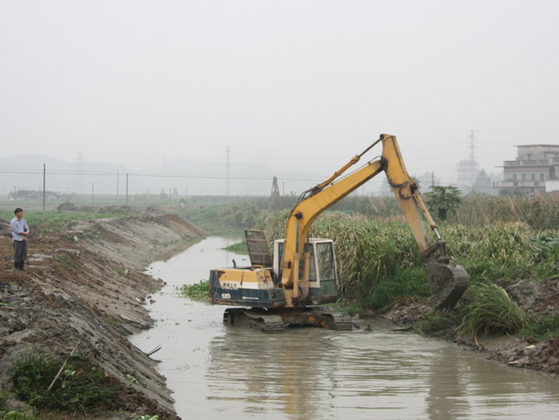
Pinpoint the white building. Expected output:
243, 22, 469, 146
495, 144, 559, 194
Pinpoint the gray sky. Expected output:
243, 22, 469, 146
2, 0, 559, 185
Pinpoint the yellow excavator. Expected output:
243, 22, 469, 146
209, 134, 469, 332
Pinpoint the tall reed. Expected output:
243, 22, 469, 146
256, 210, 559, 310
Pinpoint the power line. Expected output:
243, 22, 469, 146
0, 169, 322, 182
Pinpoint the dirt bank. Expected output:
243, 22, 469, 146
0, 211, 206, 419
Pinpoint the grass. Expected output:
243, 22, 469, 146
0, 411, 42, 420
362, 268, 431, 312
416, 311, 458, 337
0, 208, 132, 232
455, 282, 531, 339
520, 312, 559, 341
11, 350, 117, 413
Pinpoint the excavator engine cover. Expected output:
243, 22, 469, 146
426, 260, 469, 309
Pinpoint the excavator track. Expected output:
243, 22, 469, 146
223, 307, 354, 333
224, 308, 286, 333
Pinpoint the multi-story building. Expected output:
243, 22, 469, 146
495, 144, 559, 194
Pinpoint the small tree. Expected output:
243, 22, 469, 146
424, 186, 462, 221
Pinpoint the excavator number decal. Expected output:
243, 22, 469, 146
221, 293, 231, 299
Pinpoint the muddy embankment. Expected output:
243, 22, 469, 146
0, 211, 206, 419
382, 280, 559, 377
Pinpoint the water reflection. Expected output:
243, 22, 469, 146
132, 237, 559, 420
206, 320, 559, 420
207, 328, 336, 420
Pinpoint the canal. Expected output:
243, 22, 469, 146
130, 237, 559, 419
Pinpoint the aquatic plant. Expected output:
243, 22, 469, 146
180, 280, 210, 302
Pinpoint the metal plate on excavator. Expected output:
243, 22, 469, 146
245, 229, 273, 268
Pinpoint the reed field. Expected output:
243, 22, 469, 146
255, 194, 559, 320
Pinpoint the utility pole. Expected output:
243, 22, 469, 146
42, 164, 46, 212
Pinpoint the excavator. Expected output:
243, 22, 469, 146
209, 134, 469, 332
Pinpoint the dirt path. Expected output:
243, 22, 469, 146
0, 211, 206, 419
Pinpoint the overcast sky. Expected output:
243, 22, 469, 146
2, 0, 558, 185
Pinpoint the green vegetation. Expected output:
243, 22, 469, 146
424, 186, 462, 221
224, 241, 248, 254
416, 311, 458, 337
180, 280, 210, 302
0, 206, 133, 232
252, 197, 559, 342
520, 312, 559, 341
450, 194, 559, 230
455, 283, 531, 338
0, 411, 42, 420
11, 350, 116, 413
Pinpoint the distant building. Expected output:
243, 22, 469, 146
495, 144, 559, 194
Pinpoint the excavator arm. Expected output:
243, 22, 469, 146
280, 134, 469, 309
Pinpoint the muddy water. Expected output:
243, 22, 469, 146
131, 237, 559, 420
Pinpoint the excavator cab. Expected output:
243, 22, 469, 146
273, 238, 338, 305
243, 229, 339, 306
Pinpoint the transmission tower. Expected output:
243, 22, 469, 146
268, 176, 280, 210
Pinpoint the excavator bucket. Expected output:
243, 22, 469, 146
426, 259, 470, 309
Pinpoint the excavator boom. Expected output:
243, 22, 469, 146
279, 134, 469, 309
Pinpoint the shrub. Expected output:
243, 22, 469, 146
455, 283, 530, 339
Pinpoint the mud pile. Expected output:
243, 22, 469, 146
0, 212, 206, 419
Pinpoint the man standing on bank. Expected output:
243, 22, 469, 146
10, 207, 29, 270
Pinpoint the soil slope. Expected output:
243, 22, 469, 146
0, 211, 206, 419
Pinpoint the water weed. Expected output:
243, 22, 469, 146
181, 280, 210, 302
